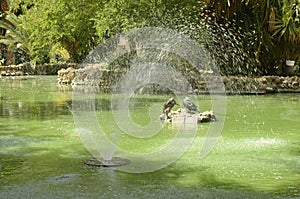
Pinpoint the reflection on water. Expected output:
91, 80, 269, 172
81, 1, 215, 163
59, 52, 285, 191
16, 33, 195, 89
0, 101, 70, 119
0, 76, 299, 198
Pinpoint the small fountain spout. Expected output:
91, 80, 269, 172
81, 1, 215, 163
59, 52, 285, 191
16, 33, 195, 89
84, 157, 130, 168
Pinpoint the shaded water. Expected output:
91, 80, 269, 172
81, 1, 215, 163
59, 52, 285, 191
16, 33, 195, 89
0, 76, 299, 198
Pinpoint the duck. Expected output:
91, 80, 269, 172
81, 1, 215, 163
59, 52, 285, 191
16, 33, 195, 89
183, 97, 199, 113
162, 97, 179, 119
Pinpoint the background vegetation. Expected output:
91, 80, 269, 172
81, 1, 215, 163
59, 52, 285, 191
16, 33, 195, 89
0, 0, 299, 75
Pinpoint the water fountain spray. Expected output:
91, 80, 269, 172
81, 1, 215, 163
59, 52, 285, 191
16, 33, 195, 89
71, 27, 226, 172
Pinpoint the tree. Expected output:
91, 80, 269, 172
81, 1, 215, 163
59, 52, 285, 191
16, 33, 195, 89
18, 0, 103, 63
1, 0, 297, 76
91, 0, 205, 71
93, 0, 161, 41
0, 12, 32, 57
201, 0, 296, 75
272, 0, 300, 61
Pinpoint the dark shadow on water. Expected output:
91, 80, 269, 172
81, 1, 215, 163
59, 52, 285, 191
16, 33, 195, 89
0, 149, 292, 199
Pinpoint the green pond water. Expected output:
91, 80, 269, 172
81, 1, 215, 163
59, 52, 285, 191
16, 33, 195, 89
0, 76, 299, 198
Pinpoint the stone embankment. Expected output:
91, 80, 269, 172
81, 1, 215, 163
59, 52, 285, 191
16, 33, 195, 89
1, 63, 300, 94
0, 62, 77, 76
57, 67, 300, 94
222, 75, 300, 94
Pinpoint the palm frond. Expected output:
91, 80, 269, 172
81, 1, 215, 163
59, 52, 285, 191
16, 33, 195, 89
0, 12, 32, 56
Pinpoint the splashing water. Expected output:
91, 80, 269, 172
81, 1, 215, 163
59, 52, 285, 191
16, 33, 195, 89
71, 2, 262, 171
153, 3, 258, 76
71, 26, 227, 172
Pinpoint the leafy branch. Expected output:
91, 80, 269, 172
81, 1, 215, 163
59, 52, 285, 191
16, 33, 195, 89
0, 11, 32, 56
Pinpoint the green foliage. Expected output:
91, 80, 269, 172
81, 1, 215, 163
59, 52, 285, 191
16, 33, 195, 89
202, 0, 300, 75
16, 0, 102, 63
273, 0, 300, 41
0, 58, 4, 66
92, 0, 208, 72
92, 0, 205, 41
7, 0, 26, 11
1, 0, 299, 75
93, 0, 161, 42
272, 0, 300, 60
0, 12, 32, 56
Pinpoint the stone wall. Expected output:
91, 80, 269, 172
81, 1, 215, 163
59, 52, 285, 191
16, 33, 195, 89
0, 62, 78, 76
57, 66, 123, 89
57, 67, 300, 94
1, 63, 299, 94
222, 76, 300, 94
